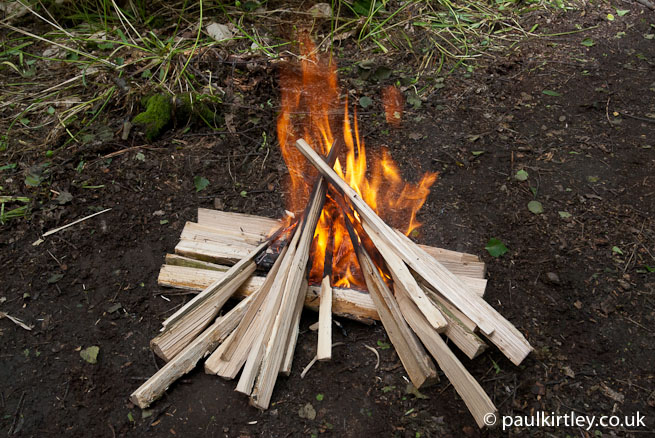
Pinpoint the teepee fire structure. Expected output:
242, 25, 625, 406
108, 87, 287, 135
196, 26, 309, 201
130, 39, 532, 428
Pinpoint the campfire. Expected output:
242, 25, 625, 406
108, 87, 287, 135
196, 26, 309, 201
130, 38, 532, 429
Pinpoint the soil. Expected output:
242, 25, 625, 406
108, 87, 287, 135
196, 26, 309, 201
1, 2, 654, 437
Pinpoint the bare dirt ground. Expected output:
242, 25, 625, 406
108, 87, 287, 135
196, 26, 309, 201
1, 2, 654, 437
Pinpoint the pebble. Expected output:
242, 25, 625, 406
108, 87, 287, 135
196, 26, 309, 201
545, 272, 561, 285
618, 279, 631, 291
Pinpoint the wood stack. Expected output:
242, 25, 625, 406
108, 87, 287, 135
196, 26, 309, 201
130, 139, 532, 428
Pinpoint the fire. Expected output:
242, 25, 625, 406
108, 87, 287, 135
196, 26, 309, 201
277, 37, 437, 289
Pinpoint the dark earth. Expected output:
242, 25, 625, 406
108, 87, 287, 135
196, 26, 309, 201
1, 2, 654, 437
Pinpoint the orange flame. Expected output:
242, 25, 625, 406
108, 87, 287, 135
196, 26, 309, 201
277, 36, 437, 289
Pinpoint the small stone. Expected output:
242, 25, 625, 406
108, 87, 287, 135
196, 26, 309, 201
573, 300, 583, 309
618, 279, 631, 290
213, 198, 225, 210
545, 272, 560, 285
559, 115, 567, 122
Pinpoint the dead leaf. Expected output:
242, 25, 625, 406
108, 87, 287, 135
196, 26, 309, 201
298, 403, 316, 420
308, 3, 332, 18
80, 346, 100, 364
600, 383, 624, 403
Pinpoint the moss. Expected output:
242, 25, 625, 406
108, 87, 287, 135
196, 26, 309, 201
132, 94, 172, 141
173, 93, 221, 127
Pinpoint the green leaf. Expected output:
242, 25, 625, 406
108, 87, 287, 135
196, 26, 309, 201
581, 38, 595, 47
645, 265, 654, 273
377, 340, 390, 350
381, 385, 395, 393
606, 13, 614, 21
558, 211, 572, 218
0, 163, 16, 171
80, 346, 99, 364
471, 150, 485, 156
406, 93, 421, 109
47, 106, 55, 115
542, 90, 561, 97
24, 172, 41, 187
359, 96, 372, 108
47, 273, 63, 284
616, 9, 629, 16
127, 412, 135, 422
194, 176, 209, 192
611, 246, 623, 255
528, 200, 544, 214
316, 393, 324, 401
135, 152, 145, 161
159, 219, 169, 225
485, 238, 508, 258
515, 169, 529, 181
240, 190, 248, 198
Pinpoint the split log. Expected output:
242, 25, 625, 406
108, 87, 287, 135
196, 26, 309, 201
357, 247, 438, 388
151, 258, 257, 361
175, 223, 486, 280
370, 233, 447, 332
317, 276, 332, 361
250, 177, 328, 408
157, 264, 488, 358
293, 138, 532, 365
395, 288, 497, 428
280, 278, 308, 375
130, 294, 253, 409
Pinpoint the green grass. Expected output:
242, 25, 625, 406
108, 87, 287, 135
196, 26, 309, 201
0, 0, 572, 153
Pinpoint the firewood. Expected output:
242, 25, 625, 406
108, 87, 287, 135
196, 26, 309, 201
357, 247, 438, 388
250, 184, 327, 408
151, 259, 257, 361
175, 223, 486, 280
317, 275, 332, 361
130, 293, 253, 409
236, 222, 303, 395
364, 227, 447, 332
280, 278, 308, 375
157, 265, 487, 329
293, 138, 532, 365
395, 288, 497, 428
162, 239, 268, 329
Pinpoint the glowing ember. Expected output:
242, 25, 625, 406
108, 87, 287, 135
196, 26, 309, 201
277, 36, 437, 289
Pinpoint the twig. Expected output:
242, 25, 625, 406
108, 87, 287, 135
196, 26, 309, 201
8, 391, 26, 436
363, 344, 380, 370
36, 208, 112, 242
300, 342, 345, 378
634, 0, 655, 9
0, 312, 33, 330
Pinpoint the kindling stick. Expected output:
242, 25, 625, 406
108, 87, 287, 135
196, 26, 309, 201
293, 138, 532, 365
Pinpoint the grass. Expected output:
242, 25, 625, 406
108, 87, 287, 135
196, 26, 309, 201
0, 0, 573, 216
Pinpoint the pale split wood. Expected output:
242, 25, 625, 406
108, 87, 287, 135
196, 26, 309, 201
235, 226, 302, 395
293, 138, 533, 365
157, 265, 487, 334
181, 221, 265, 247
175, 225, 485, 280
395, 288, 497, 428
131, 293, 253, 409
357, 248, 438, 388
151, 261, 256, 361
250, 156, 329, 409
363, 223, 447, 332
165, 254, 230, 272
221, 245, 289, 362
317, 276, 333, 361
158, 264, 379, 322
197, 207, 280, 236
162, 239, 267, 328
280, 278, 309, 375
